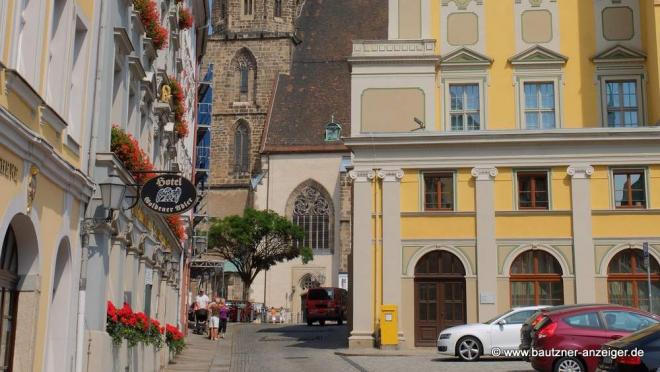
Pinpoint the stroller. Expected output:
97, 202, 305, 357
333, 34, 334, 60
193, 308, 208, 335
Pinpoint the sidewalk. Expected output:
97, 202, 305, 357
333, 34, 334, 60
164, 323, 236, 372
335, 346, 437, 357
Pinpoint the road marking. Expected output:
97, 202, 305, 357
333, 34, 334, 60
339, 355, 369, 372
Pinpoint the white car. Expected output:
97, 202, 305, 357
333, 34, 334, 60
437, 305, 548, 361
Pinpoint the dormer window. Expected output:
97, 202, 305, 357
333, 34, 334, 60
325, 122, 341, 141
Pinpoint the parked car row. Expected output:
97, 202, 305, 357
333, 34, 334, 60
437, 304, 659, 372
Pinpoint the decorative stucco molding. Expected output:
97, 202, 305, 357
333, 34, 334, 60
567, 164, 594, 179
349, 169, 376, 182
377, 169, 404, 182
442, 0, 483, 10
471, 166, 498, 180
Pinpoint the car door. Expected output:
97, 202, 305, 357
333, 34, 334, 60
490, 310, 537, 351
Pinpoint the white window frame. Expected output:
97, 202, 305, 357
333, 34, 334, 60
0, 0, 9, 60
66, 10, 91, 146
516, 75, 562, 129
598, 74, 646, 128
419, 170, 457, 212
609, 167, 649, 210
10, 0, 48, 87
444, 80, 485, 131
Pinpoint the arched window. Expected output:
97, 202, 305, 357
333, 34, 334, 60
0, 227, 18, 371
299, 273, 318, 290
239, 63, 249, 94
414, 250, 465, 277
510, 250, 563, 306
608, 249, 660, 312
234, 121, 249, 175
231, 48, 257, 102
293, 186, 331, 251
274, 0, 282, 17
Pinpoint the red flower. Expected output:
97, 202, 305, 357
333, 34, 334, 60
178, 7, 193, 29
133, 0, 169, 50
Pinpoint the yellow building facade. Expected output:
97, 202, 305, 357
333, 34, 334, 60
0, 0, 97, 370
346, 0, 660, 349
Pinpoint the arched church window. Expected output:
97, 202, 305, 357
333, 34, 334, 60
234, 121, 249, 175
274, 0, 282, 17
293, 186, 331, 251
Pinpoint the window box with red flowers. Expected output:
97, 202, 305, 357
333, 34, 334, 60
133, 0, 169, 50
165, 324, 185, 354
107, 301, 166, 349
168, 77, 189, 139
178, 7, 193, 30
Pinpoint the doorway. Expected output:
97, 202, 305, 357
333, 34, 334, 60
414, 250, 466, 346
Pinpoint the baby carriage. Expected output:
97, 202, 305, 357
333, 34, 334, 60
193, 308, 208, 335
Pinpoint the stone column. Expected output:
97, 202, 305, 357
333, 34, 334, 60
109, 238, 126, 305
567, 165, 595, 303
348, 169, 375, 348
471, 166, 498, 322
378, 169, 404, 345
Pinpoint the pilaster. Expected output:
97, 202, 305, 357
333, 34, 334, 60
567, 164, 595, 302
471, 166, 498, 321
348, 169, 376, 348
378, 169, 404, 345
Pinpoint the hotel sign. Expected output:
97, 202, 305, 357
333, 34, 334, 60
140, 175, 197, 214
0, 157, 19, 182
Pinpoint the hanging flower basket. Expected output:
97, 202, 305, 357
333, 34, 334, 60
179, 7, 193, 30
107, 301, 166, 349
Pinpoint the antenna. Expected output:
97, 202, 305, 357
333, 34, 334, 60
412, 117, 425, 131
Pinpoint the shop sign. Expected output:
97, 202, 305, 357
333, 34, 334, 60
0, 157, 19, 182
141, 175, 197, 214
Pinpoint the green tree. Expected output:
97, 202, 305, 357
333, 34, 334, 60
208, 208, 313, 301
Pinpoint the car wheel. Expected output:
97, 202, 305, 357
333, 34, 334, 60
319, 320, 326, 326
554, 357, 585, 372
456, 336, 481, 361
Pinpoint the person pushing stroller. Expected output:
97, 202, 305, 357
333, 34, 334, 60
193, 289, 210, 335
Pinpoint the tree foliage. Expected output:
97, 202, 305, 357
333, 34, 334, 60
208, 209, 313, 300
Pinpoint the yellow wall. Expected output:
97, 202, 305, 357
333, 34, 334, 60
0, 145, 24, 209
494, 168, 514, 210
551, 167, 572, 210
484, 1, 515, 129
401, 216, 476, 239
496, 215, 572, 238
593, 214, 660, 237
423, 1, 660, 129
558, 0, 598, 128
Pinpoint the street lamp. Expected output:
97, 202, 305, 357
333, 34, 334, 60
99, 178, 126, 220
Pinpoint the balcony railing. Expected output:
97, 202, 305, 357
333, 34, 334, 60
351, 39, 436, 58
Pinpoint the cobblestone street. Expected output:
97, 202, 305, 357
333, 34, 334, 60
225, 324, 535, 372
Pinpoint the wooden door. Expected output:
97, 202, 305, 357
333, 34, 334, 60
414, 280, 465, 346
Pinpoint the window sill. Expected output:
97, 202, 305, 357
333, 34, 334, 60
401, 211, 476, 217
592, 209, 660, 215
496, 210, 571, 216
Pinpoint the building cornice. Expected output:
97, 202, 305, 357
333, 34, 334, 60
345, 128, 660, 168
344, 127, 660, 147
0, 106, 95, 199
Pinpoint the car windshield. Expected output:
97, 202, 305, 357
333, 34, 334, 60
308, 289, 333, 300
484, 310, 513, 324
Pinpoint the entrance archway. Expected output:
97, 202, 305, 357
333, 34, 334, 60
1, 213, 39, 372
414, 250, 466, 346
45, 240, 73, 372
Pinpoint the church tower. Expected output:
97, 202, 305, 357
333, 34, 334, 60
204, 0, 303, 217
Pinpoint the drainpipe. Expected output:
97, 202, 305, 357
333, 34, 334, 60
75, 0, 107, 371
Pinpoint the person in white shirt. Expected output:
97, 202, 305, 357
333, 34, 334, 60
195, 290, 210, 310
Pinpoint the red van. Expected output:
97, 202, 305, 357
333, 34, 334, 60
305, 287, 348, 326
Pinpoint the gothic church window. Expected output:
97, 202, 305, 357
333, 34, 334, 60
293, 186, 331, 251
243, 0, 253, 16
275, 0, 282, 17
234, 121, 249, 175
231, 48, 257, 102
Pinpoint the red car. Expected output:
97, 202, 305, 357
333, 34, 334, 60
304, 287, 348, 326
531, 305, 659, 372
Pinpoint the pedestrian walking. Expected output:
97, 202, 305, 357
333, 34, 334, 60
208, 298, 220, 341
219, 298, 229, 338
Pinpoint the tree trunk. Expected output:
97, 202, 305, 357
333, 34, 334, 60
241, 279, 252, 301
